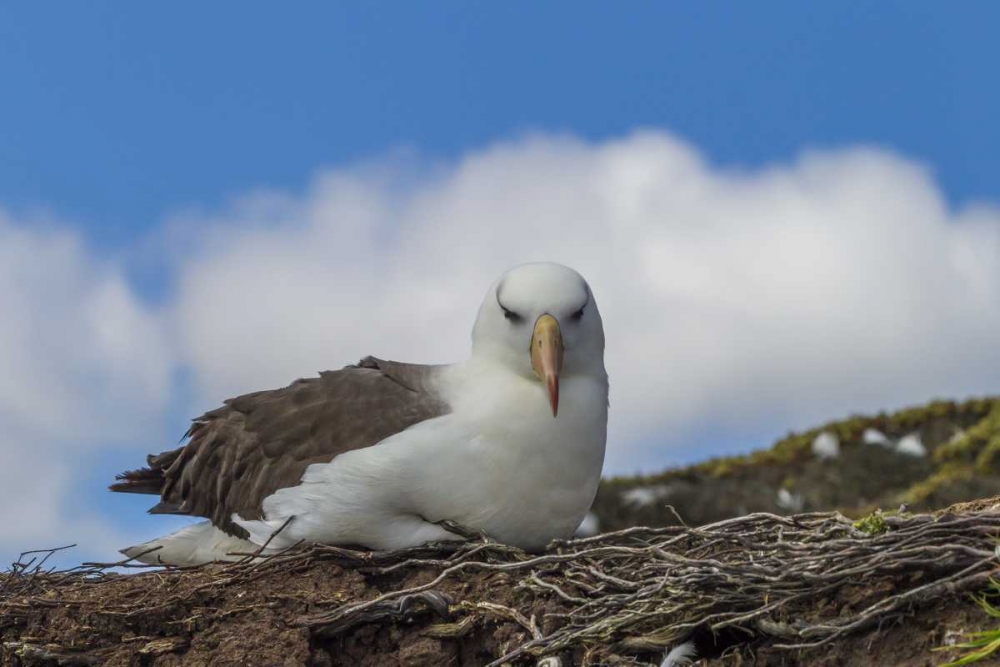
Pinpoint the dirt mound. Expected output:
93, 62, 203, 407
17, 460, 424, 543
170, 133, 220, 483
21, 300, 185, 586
3, 501, 999, 666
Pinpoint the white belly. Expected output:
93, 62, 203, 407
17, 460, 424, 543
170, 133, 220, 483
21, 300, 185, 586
232, 368, 609, 552
415, 374, 608, 549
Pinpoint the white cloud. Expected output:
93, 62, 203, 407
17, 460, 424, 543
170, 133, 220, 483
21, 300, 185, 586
0, 216, 173, 440
168, 131, 1000, 472
0, 212, 173, 564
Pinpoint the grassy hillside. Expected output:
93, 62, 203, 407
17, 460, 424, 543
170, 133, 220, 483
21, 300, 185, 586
592, 397, 1000, 531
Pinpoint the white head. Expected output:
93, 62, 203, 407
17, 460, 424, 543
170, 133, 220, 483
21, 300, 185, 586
471, 262, 606, 416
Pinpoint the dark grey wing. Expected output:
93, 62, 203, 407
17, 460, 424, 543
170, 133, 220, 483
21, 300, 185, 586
110, 356, 450, 537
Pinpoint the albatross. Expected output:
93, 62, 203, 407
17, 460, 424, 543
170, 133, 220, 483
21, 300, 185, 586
111, 262, 609, 565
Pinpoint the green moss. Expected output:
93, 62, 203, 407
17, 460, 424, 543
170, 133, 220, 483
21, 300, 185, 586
887, 398, 995, 436
897, 463, 976, 507
977, 441, 1000, 474
853, 510, 891, 535
689, 431, 814, 479
686, 398, 997, 480
934, 403, 1000, 474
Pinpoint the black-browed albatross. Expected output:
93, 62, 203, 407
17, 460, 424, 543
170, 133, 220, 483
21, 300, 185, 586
111, 262, 609, 565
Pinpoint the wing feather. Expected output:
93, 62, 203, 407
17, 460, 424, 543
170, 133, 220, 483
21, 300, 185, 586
110, 356, 450, 537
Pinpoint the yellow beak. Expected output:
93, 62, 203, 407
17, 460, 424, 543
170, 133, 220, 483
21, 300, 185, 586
530, 314, 564, 417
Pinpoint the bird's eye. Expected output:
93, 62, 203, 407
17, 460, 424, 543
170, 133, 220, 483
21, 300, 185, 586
501, 305, 523, 323
570, 306, 585, 321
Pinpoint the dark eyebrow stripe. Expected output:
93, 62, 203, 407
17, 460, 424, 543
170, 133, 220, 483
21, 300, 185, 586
495, 280, 523, 321
570, 281, 591, 313
495, 279, 507, 309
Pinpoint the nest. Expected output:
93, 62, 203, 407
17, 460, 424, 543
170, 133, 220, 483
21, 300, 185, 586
2, 505, 999, 666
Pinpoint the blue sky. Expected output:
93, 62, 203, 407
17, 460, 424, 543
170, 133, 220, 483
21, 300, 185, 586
3, 2, 999, 249
2, 3, 1000, 564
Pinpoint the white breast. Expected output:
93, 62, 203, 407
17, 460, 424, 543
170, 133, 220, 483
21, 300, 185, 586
414, 363, 609, 549
232, 359, 609, 552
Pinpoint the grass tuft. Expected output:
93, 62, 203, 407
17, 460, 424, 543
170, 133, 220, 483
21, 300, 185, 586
936, 579, 1000, 666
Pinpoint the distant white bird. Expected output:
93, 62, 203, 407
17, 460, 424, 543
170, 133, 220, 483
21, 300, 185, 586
111, 262, 609, 565
862, 428, 891, 447
621, 484, 671, 508
895, 432, 927, 457
776, 488, 805, 512
811, 431, 840, 460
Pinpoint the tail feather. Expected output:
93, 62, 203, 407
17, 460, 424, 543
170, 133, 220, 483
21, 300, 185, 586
108, 466, 163, 495
109, 446, 184, 495
120, 521, 259, 566
147, 500, 184, 515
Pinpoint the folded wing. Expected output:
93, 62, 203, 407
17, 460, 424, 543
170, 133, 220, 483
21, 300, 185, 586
110, 356, 450, 538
